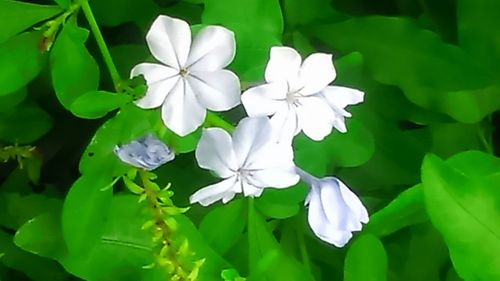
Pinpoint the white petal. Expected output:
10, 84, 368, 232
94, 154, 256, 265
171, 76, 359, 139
306, 186, 354, 247
232, 117, 272, 167
244, 140, 294, 170
319, 178, 363, 231
299, 53, 336, 96
241, 82, 288, 117
296, 96, 336, 141
161, 79, 206, 136
249, 167, 299, 188
321, 86, 364, 113
269, 105, 299, 144
195, 128, 237, 178
189, 176, 238, 206
187, 70, 241, 111
264, 46, 302, 83
131, 63, 180, 109
146, 15, 191, 68
332, 116, 347, 133
337, 178, 369, 224
241, 180, 264, 197
186, 26, 236, 71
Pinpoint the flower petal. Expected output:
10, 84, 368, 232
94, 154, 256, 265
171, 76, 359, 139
241, 82, 288, 117
241, 180, 264, 197
161, 79, 206, 136
299, 53, 336, 96
232, 117, 272, 167
249, 167, 299, 188
195, 127, 237, 178
189, 176, 239, 206
337, 178, 369, 224
264, 46, 302, 83
146, 15, 191, 68
321, 86, 364, 114
306, 186, 354, 247
188, 70, 241, 111
131, 63, 180, 108
186, 26, 236, 71
319, 178, 363, 231
296, 96, 336, 141
113, 134, 175, 171
269, 105, 299, 144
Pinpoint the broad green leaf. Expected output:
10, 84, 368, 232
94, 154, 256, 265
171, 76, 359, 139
50, 19, 99, 110
344, 234, 387, 281
62, 174, 113, 255
0, 31, 46, 96
0, 102, 52, 144
430, 122, 482, 158
70, 91, 132, 119
400, 224, 448, 281
309, 16, 499, 123
294, 119, 374, 175
14, 211, 65, 260
0, 88, 26, 112
203, 0, 283, 81
0, 229, 68, 281
457, 0, 500, 72
159, 126, 202, 154
199, 199, 246, 255
255, 186, 306, 219
366, 185, 427, 237
0, 0, 62, 43
0, 192, 62, 230
421, 152, 500, 281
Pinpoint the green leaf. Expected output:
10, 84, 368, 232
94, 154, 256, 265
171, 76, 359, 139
294, 119, 374, 175
344, 234, 387, 281
202, 0, 283, 81
70, 91, 132, 119
199, 199, 246, 255
0, 102, 52, 144
0, 31, 46, 96
457, 0, 500, 72
309, 16, 498, 123
366, 185, 427, 237
0, 229, 68, 281
0, 0, 62, 43
159, 126, 202, 154
0, 88, 26, 112
421, 152, 500, 281
50, 19, 99, 110
0, 192, 62, 230
14, 211, 65, 260
62, 174, 113, 255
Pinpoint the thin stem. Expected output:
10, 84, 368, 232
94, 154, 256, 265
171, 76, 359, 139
478, 121, 494, 155
80, 0, 122, 91
296, 229, 311, 271
247, 197, 255, 272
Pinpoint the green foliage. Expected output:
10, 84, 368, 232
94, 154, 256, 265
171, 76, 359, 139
422, 152, 500, 281
344, 234, 387, 281
0, 102, 52, 144
0, 0, 62, 43
70, 90, 132, 119
0, 31, 46, 96
50, 19, 100, 111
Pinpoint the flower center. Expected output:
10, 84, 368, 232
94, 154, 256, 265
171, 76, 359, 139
285, 83, 304, 107
179, 68, 189, 77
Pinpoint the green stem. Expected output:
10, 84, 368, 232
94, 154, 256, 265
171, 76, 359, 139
247, 197, 255, 271
80, 0, 121, 91
296, 229, 311, 271
478, 121, 494, 155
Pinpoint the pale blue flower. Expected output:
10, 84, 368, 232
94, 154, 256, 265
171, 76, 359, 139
114, 134, 174, 170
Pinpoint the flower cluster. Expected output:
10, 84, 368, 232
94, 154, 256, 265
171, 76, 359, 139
120, 15, 369, 247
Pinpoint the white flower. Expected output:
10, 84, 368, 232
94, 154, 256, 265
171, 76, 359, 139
241, 46, 364, 143
114, 134, 175, 170
131, 15, 241, 137
190, 117, 299, 206
297, 168, 369, 247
